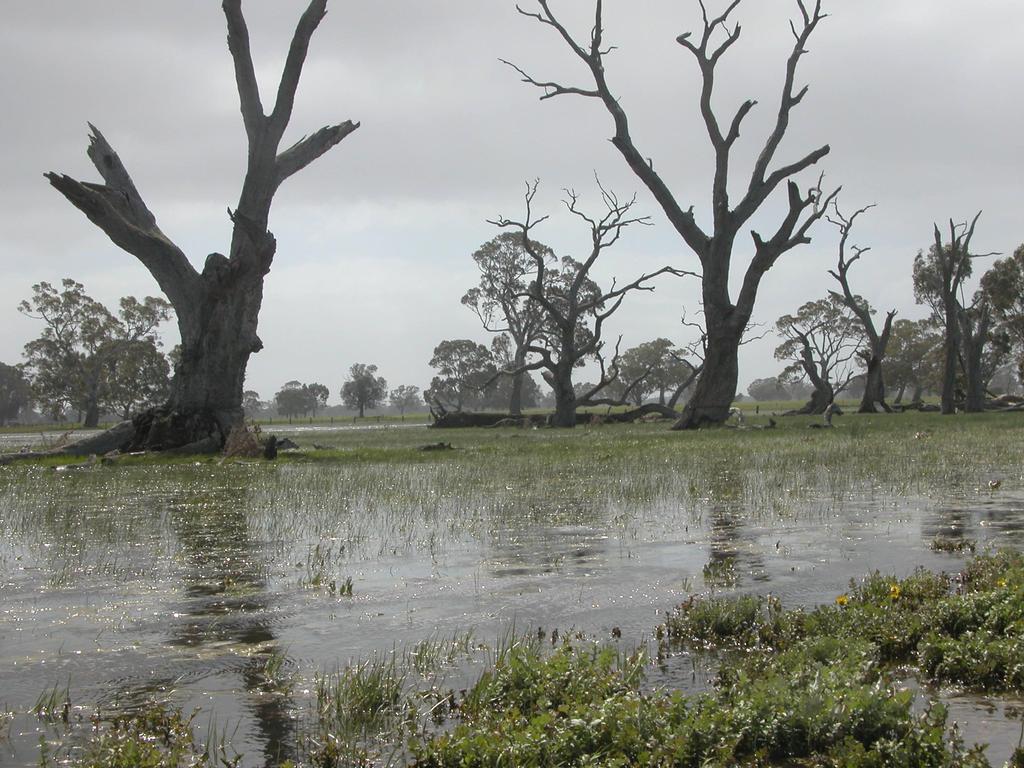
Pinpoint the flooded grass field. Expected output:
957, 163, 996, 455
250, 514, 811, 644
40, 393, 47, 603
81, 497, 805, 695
1, 413, 1023, 765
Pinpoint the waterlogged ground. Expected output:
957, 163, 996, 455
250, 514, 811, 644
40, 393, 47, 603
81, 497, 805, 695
1, 414, 1023, 765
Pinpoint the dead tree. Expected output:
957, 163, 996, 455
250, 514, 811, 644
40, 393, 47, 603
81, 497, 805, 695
490, 181, 694, 427
775, 295, 862, 414
44, 0, 358, 453
913, 214, 995, 415
958, 302, 995, 413
664, 310, 767, 409
827, 203, 896, 413
505, 0, 838, 429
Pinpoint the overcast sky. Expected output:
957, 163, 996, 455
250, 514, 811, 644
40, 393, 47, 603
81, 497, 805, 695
2, 1, 1021, 403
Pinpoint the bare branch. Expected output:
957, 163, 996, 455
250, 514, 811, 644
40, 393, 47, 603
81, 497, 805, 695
748, 0, 829, 191
499, 59, 600, 100
276, 121, 360, 185
45, 126, 200, 313
509, 0, 710, 257
270, 0, 329, 138
222, 0, 265, 141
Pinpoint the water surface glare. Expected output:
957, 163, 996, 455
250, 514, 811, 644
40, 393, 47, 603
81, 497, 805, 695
1, 423, 1023, 766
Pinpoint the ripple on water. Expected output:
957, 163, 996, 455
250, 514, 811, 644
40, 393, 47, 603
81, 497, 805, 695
2, 445, 1023, 766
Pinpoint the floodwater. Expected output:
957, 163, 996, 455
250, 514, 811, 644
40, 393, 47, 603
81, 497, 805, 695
1, 424, 1023, 766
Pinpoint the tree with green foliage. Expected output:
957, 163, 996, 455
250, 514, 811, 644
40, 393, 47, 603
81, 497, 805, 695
612, 338, 694, 406
980, 244, 1024, 378
19, 280, 172, 426
274, 380, 328, 418
485, 335, 542, 412
105, 339, 172, 420
242, 390, 266, 418
747, 376, 791, 402
0, 362, 31, 426
462, 232, 555, 415
388, 384, 422, 418
340, 364, 387, 418
885, 319, 942, 405
775, 295, 864, 414
306, 383, 330, 415
912, 215, 997, 413
425, 340, 497, 413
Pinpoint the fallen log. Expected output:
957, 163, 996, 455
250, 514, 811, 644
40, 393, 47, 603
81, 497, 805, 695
597, 403, 678, 423
429, 411, 521, 429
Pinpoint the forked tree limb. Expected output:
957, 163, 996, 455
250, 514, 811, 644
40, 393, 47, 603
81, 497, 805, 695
44, 127, 201, 315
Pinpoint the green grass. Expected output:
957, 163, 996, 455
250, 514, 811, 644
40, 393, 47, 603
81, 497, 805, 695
409, 635, 991, 767
24, 552, 1024, 766
663, 550, 1024, 693
37, 704, 240, 768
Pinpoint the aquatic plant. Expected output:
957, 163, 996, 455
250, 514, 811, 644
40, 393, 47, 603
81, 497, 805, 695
663, 550, 1024, 692
410, 636, 989, 767
37, 703, 239, 768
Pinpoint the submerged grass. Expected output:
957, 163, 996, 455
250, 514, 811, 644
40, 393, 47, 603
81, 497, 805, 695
27, 554, 1024, 767
37, 703, 241, 768
5, 412, 1024, 766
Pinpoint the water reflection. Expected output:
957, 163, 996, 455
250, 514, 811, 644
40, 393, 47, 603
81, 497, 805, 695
704, 498, 767, 589
923, 492, 1024, 550
165, 487, 296, 767
2, 437, 1024, 766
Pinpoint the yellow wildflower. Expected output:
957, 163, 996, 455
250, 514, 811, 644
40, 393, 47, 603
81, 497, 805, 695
835, 594, 849, 607
997, 579, 1008, 589
889, 584, 901, 600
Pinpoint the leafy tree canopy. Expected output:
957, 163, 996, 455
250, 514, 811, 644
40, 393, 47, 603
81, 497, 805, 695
340, 364, 387, 418
18, 279, 172, 425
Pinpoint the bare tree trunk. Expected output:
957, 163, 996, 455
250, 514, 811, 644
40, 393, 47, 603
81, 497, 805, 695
859, 353, 892, 413
673, 326, 741, 429
960, 305, 992, 413
941, 299, 960, 414
550, 377, 577, 428
508, 349, 526, 416
827, 204, 896, 415
83, 402, 101, 429
893, 383, 907, 405
800, 382, 835, 415
545, 361, 578, 428
911, 384, 924, 404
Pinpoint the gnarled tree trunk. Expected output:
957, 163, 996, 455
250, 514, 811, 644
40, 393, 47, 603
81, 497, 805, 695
508, 349, 527, 416
546, 363, 579, 428
45, 0, 358, 452
960, 304, 992, 413
827, 202, 896, 414
940, 297, 960, 415
674, 324, 742, 428
859, 353, 890, 413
